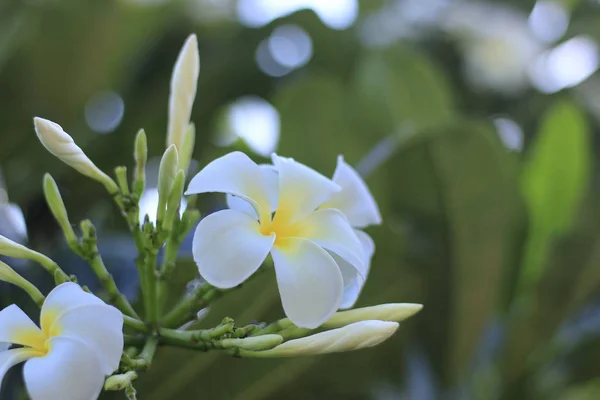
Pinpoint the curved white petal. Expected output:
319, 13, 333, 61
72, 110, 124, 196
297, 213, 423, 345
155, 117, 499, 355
0, 348, 40, 390
272, 155, 340, 224
0, 305, 45, 349
338, 230, 375, 309
336, 255, 365, 310
193, 209, 275, 289
226, 164, 279, 218
0, 343, 9, 352
167, 34, 200, 154
186, 152, 273, 219
293, 209, 364, 274
51, 304, 124, 375
271, 238, 343, 329
322, 155, 382, 228
41, 283, 104, 336
24, 337, 104, 400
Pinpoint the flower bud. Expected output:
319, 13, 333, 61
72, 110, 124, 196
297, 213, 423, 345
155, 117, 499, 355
157, 145, 179, 223
0, 260, 45, 306
163, 169, 185, 231
179, 122, 195, 173
33, 117, 119, 194
0, 234, 66, 278
167, 34, 199, 157
43, 174, 78, 245
133, 129, 147, 197
242, 321, 399, 358
322, 303, 423, 329
220, 334, 283, 351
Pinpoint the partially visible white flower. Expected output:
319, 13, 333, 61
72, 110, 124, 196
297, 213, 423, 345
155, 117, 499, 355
167, 34, 200, 171
186, 151, 365, 329
253, 320, 399, 357
323, 303, 423, 329
33, 117, 119, 193
320, 155, 382, 309
442, 2, 544, 94
0, 283, 124, 400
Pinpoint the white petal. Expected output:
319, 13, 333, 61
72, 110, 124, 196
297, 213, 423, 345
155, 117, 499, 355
186, 152, 273, 219
51, 304, 124, 375
272, 155, 340, 224
322, 155, 382, 228
0, 343, 9, 352
226, 164, 279, 218
24, 337, 104, 400
0, 305, 45, 349
193, 209, 275, 289
338, 230, 375, 309
41, 283, 104, 336
271, 238, 343, 328
293, 209, 365, 274
167, 34, 200, 154
0, 348, 39, 390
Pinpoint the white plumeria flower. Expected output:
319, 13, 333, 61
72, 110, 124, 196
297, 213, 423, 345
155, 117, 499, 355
320, 156, 382, 309
0, 283, 124, 400
186, 151, 366, 329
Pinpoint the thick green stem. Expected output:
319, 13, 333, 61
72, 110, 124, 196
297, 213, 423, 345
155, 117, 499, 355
145, 251, 159, 325
161, 283, 220, 328
87, 252, 139, 319
123, 316, 149, 332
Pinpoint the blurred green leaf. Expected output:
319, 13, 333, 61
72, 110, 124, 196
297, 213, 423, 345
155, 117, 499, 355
353, 46, 455, 136
429, 120, 520, 384
519, 99, 591, 297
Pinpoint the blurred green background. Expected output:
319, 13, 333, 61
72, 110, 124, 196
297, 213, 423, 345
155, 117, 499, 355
2, 0, 600, 399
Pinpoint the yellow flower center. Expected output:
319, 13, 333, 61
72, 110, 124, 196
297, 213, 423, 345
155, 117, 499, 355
13, 307, 61, 357
259, 210, 301, 248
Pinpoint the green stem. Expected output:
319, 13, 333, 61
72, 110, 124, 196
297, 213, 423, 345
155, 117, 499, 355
87, 252, 139, 319
159, 319, 234, 344
128, 336, 159, 371
156, 235, 181, 314
123, 316, 149, 332
145, 251, 159, 326
161, 283, 220, 328
251, 318, 294, 336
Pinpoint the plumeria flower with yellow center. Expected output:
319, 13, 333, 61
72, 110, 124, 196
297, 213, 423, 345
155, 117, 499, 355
0, 282, 124, 400
320, 155, 382, 309
186, 151, 365, 329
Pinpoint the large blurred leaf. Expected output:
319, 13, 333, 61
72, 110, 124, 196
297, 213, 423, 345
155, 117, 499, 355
428, 120, 520, 384
518, 99, 591, 297
353, 45, 455, 136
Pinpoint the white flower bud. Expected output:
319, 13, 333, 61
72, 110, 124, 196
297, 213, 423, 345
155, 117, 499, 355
167, 34, 199, 160
33, 117, 119, 193
323, 303, 423, 329
249, 320, 399, 357
0, 260, 45, 306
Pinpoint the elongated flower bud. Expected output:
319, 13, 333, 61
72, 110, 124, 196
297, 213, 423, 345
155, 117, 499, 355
179, 122, 195, 173
241, 321, 399, 358
163, 169, 185, 231
43, 174, 78, 245
323, 303, 423, 329
33, 117, 119, 194
157, 145, 179, 223
0, 234, 66, 278
0, 260, 45, 306
133, 129, 148, 197
167, 34, 199, 157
